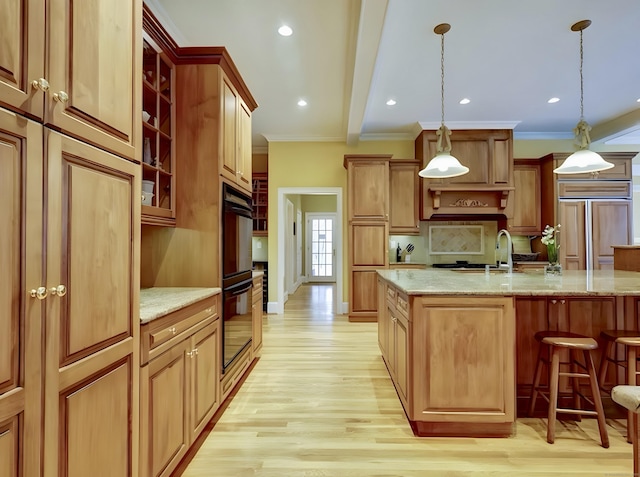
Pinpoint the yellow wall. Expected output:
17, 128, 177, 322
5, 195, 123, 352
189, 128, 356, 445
267, 140, 414, 306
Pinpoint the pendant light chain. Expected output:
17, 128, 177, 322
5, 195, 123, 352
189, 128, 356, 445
579, 28, 584, 120
440, 31, 445, 126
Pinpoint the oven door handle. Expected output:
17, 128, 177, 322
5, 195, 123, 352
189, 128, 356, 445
225, 204, 253, 219
227, 280, 252, 296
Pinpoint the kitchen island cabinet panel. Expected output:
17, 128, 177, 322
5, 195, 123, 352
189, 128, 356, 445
412, 296, 515, 433
0, 416, 18, 476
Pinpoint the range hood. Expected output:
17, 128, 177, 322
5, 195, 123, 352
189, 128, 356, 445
415, 128, 515, 220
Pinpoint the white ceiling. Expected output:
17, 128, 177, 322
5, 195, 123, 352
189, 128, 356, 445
147, 0, 640, 151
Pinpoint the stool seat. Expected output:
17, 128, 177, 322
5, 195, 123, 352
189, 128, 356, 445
598, 329, 640, 443
529, 331, 609, 447
541, 337, 598, 350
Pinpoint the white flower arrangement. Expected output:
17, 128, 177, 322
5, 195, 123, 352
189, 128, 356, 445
541, 224, 561, 263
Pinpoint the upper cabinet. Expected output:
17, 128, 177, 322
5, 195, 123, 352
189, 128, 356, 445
389, 159, 420, 235
220, 77, 252, 192
141, 30, 176, 226
416, 129, 514, 219
0, 0, 141, 161
508, 160, 541, 235
344, 154, 390, 221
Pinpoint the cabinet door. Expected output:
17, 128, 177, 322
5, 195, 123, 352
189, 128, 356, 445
0, 108, 42, 477
377, 279, 389, 357
43, 130, 139, 477
559, 201, 586, 270
347, 160, 389, 220
509, 164, 540, 234
141, 342, 189, 477
389, 161, 419, 234
591, 200, 632, 270
190, 321, 220, 442
351, 271, 379, 315
394, 312, 410, 405
412, 296, 515, 423
220, 76, 238, 183
46, 0, 141, 160
252, 287, 263, 355
0, 0, 45, 118
237, 100, 252, 192
351, 222, 387, 266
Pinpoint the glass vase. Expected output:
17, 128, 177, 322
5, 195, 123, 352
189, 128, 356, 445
544, 262, 562, 276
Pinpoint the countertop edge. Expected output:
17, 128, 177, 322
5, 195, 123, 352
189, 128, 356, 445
140, 287, 222, 324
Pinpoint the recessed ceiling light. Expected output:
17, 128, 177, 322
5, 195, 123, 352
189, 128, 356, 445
297, 99, 307, 107
637, 98, 640, 102
278, 25, 293, 36
548, 97, 560, 103
386, 99, 396, 106
459, 98, 470, 105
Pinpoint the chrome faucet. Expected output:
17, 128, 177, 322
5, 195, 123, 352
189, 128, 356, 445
496, 229, 513, 275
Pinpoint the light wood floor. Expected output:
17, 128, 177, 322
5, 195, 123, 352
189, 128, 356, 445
180, 284, 634, 476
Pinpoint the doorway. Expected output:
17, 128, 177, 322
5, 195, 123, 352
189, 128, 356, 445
276, 187, 343, 315
306, 213, 336, 282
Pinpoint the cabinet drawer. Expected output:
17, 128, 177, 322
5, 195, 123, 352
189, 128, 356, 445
558, 181, 631, 199
141, 295, 219, 364
386, 286, 397, 304
396, 293, 409, 318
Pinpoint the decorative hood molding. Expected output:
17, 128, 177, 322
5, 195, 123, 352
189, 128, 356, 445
415, 129, 514, 220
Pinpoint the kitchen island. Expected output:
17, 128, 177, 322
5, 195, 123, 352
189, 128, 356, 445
376, 268, 640, 437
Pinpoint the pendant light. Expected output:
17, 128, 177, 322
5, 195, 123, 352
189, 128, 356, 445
419, 23, 469, 179
554, 20, 613, 175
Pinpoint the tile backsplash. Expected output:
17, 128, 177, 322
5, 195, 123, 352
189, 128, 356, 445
391, 221, 500, 265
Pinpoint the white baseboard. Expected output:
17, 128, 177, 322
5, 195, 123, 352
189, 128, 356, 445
341, 302, 349, 315
267, 301, 280, 314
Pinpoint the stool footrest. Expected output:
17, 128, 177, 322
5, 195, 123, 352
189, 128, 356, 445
556, 408, 599, 416
559, 372, 589, 379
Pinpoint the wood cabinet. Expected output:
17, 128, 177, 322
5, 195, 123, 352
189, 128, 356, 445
252, 173, 268, 235
345, 155, 390, 220
252, 275, 264, 355
140, 295, 220, 477
0, 0, 141, 161
508, 160, 541, 234
220, 76, 252, 192
344, 155, 391, 322
540, 152, 635, 270
415, 129, 514, 219
2, 2, 142, 475
141, 30, 176, 226
0, 108, 43, 477
411, 295, 515, 436
389, 159, 420, 235
43, 131, 140, 477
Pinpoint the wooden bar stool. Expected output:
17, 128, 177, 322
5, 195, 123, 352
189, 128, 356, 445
598, 329, 640, 443
529, 330, 609, 447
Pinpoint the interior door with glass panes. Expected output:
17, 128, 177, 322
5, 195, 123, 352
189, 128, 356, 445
306, 213, 336, 282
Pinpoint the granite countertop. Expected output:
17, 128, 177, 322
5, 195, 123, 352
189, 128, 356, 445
140, 287, 221, 324
377, 268, 640, 297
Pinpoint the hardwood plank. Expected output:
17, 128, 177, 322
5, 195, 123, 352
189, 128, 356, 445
178, 284, 633, 476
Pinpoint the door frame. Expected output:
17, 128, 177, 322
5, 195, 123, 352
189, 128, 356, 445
276, 187, 343, 315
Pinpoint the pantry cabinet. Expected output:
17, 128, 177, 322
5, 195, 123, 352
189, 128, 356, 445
344, 155, 391, 322
1, 0, 142, 475
139, 295, 220, 477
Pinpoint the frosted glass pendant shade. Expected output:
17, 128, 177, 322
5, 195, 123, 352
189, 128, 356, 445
418, 152, 470, 178
553, 149, 614, 174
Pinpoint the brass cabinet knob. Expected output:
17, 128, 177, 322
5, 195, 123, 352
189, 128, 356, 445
29, 287, 48, 300
53, 91, 69, 103
49, 285, 67, 297
31, 78, 50, 92
170, 327, 177, 335
205, 307, 213, 314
